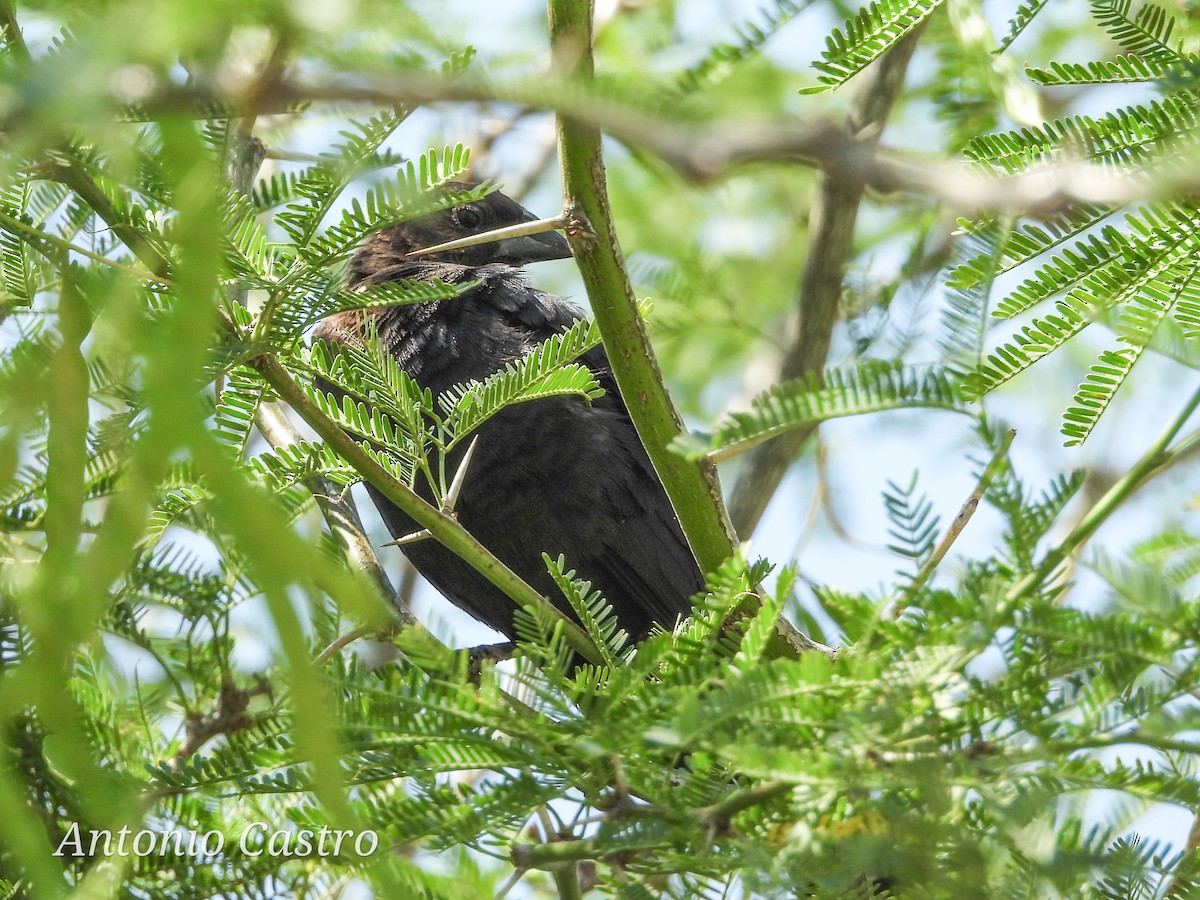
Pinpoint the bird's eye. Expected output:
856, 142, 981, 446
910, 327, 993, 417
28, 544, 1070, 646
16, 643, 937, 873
453, 205, 483, 230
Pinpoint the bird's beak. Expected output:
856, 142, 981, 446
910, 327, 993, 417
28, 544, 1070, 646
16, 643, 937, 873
405, 214, 572, 263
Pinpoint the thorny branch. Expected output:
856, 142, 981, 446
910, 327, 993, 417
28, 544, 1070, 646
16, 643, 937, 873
549, 0, 831, 659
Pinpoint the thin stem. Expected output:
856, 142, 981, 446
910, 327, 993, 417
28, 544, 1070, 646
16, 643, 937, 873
696, 781, 792, 829
511, 836, 601, 869
255, 401, 416, 624
0, 208, 167, 284
494, 867, 529, 900
0, 2, 30, 61
1005, 384, 1200, 607
43, 157, 174, 277
895, 427, 1016, 614
312, 623, 378, 668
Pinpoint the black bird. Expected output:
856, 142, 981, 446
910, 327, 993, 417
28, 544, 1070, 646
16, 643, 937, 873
314, 183, 705, 645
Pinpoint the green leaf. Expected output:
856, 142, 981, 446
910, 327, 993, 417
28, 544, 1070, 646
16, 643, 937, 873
965, 93, 1200, 174
213, 365, 266, 455
1026, 53, 1191, 85
883, 472, 939, 570
440, 314, 606, 449
282, 144, 475, 265
803, 0, 943, 92
995, 0, 1051, 53
677, 0, 817, 95
1061, 272, 1182, 445
679, 361, 966, 461
1091, 0, 1184, 63
270, 276, 479, 336
544, 553, 630, 670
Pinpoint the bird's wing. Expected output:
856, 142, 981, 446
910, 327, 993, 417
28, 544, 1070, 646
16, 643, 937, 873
593, 371, 706, 627
482, 275, 706, 631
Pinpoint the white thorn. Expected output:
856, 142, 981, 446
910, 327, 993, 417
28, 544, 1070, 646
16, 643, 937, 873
443, 435, 480, 515
382, 529, 432, 548
405, 215, 569, 257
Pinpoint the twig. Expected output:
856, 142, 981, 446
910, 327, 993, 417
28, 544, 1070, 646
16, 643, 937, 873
511, 836, 601, 869
39, 156, 174, 279
97, 69, 1193, 215
1004, 384, 1200, 609
696, 781, 792, 833
0, 1, 28, 60
171, 677, 271, 767
893, 428, 1016, 616
494, 867, 529, 900
312, 623, 380, 668
728, 28, 923, 538
0, 208, 167, 285
253, 402, 415, 624
532, 802, 582, 899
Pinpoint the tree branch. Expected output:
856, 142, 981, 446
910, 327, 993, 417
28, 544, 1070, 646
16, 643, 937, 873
729, 29, 923, 537
248, 353, 603, 665
89, 70, 1192, 214
548, 0, 831, 660
549, 0, 736, 574
253, 402, 415, 626
171, 677, 271, 767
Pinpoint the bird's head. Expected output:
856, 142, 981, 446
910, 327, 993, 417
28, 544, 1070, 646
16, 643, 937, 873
350, 182, 570, 285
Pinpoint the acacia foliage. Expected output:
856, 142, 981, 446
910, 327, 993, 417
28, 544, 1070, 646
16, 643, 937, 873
1, 0, 1200, 898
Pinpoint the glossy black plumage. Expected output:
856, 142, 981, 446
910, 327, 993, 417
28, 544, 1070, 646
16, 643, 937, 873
314, 183, 704, 643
